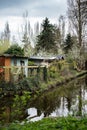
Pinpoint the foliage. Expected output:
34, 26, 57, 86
28, 61, 35, 66
0, 22, 11, 54
0, 40, 10, 54
16, 76, 40, 92
35, 17, 58, 54
11, 91, 31, 121
63, 33, 74, 54
1, 116, 87, 130
5, 44, 24, 56
43, 67, 47, 82
0, 76, 41, 95
0, 80, 16, 91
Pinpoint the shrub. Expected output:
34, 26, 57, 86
28, 61, 35, 66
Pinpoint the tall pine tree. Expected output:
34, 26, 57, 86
36, 17, 58, 54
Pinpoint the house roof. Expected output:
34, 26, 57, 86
29, 56, 56, 61
0, 54, 28, 59
29, 55, 64, 61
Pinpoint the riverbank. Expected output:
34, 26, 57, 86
0, 69, 87, 97
0, 70, 87, 127
1, 116, 87, 130
39, 70, 87, 93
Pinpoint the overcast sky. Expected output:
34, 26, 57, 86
0, 0, 67, 41
0, 0, 67, 17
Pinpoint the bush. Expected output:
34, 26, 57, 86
28, 61, 35, 66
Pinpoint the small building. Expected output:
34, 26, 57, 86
0, 54, 28, 81
29, 55, 64, 67
29, 56, 55, 67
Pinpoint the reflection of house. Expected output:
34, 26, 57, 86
0, 54, 28, 81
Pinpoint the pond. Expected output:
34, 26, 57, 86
0, 75, 87, 123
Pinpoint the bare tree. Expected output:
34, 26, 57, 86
0, 22, 10, 54
67, 0, 87, 69
67, 0, 87, 47
59, 15, 65, 44
4, 21, 10, 42
34, 22, 40, 36
22, 11, 33, 56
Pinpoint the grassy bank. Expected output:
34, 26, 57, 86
1, 116, 87, 130
39, 70, 87, 93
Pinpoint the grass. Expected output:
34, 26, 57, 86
1, 116, 87, 130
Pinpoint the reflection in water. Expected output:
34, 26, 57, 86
27, 108, 44, 122
28, 75, 87, 121
85, 75, 87, 85
0, 75, 87, 123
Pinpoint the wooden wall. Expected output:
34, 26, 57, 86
0, 57, 11, 82
4, 58, 11, 82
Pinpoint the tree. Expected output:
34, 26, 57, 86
0, 38, 10, 54
63, 33, 74, 54
22, 11, 33, 56
5, 44, 24, 56
67, 0, 87, 47
53, 24, 63, 54
59, 15, 65, 44
0, 22, 10, 54
4, 22, 10, 41
35, 17, 58, 54
34, 22, 40, 36
67, 0, 87, 69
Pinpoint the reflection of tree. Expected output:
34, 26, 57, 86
85, 61, 87, 70
78, 86, 82, 116
0, 75, 87, 123
66, 97, 72, 111
85, 75, 87, 86
29, 91, 61, 117
28, 76, 87, 117
43, 96, 51, 117
0, 95, 29, 123
0, 97, 12, 123
62, 77, 85, 114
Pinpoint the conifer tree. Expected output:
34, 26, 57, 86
36, 17, 58, 54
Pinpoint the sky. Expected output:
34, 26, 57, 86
0, 0, 67, 41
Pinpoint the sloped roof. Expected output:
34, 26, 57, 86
29, 56, 56, 60
0, 54, 28, 59
29, 55, 64, 61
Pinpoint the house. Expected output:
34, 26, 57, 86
29, 56, 55, 67
0, 54, 28, 81
29, 55, 64, 67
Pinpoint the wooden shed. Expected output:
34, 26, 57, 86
0, 54, 28, 82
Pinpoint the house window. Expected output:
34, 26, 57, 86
14, 59, 17, 66
20, 60, 25, 66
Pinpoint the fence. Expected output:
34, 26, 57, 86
0, 66, 47, 82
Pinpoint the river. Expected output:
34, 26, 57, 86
0, 75, 87, 123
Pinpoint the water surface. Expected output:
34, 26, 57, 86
0, 75, 87, 122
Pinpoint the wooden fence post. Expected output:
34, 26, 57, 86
43, 66, 47, 82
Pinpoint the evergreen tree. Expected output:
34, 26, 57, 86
63, 33, 73, 54
36, 17, 58, 54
